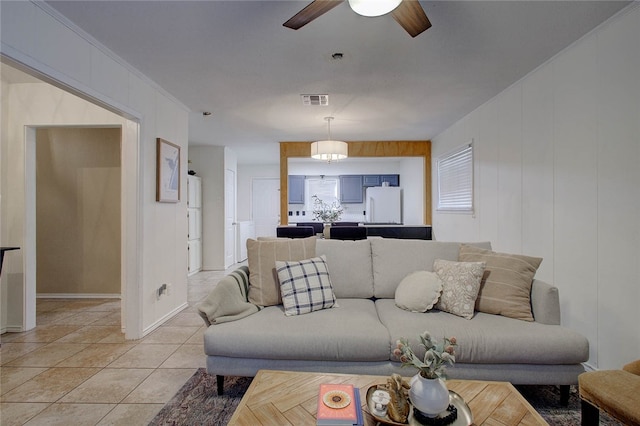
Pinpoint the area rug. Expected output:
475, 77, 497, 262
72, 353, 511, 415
150, 369, 621, 425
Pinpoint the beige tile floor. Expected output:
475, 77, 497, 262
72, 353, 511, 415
1, 267, 237, 425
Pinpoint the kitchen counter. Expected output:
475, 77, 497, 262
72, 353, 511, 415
363, 225, 432, 240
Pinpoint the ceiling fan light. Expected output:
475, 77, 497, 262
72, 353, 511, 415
311, 140, 348, 161
348, 0, 403, 17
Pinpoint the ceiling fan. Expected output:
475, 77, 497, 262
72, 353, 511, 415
283, 0, 432, 38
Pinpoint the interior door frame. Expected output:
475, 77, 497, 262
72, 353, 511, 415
24, 121, 140, 337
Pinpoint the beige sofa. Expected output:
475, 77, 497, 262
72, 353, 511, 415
198, 238, 589, 400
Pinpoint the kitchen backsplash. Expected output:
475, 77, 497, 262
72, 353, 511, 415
287, 204, 367, 223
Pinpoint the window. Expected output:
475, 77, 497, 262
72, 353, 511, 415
437, 143, 473, 212
305, 177, 339, 211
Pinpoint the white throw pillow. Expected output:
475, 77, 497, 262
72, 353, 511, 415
276, 255, 337, 316
394, 271, 443, 313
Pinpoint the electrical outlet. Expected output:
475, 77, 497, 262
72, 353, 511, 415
166, 283, 172, 296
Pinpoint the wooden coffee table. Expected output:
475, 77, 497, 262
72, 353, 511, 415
227, 370, 548, 425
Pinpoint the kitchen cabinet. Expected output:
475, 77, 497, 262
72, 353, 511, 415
288, 175, 305, 204
363, 174, 400, 187
187, 175, 202, 275
363, 175, 381, 187
339, 175, 364, 203
381, 174, 399, 186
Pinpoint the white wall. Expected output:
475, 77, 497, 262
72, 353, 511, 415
432, 4, 640, 370
1, 1, 189, 337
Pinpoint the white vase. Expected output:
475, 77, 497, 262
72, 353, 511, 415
323, 223, 331, 239
409, 374, 450, 418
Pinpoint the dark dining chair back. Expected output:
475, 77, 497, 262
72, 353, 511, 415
331, 222, 360, 227
276, 226, 315, 239
329, 226, 367, 240
296, 222, 324, 234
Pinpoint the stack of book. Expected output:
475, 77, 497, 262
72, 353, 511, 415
316, 383, 364, 426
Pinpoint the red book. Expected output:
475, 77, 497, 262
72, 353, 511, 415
317, 383, 359, 425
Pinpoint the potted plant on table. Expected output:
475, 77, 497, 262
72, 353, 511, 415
311, 195, 343, 237
394, 331, 457, 418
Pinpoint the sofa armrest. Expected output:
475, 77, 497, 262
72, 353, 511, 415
530, 279, 561, 325
196, 266, 259, 326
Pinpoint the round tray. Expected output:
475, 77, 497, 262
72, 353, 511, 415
365, 386, 473, 426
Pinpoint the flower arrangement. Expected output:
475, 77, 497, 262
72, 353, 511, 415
311, 195, 344, 223
394, 331, 457, 379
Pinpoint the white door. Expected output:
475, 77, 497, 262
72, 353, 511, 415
224, 169, 236, 268
252, 178, 280, 238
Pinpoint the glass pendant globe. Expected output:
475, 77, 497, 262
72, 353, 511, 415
348, 0, 403, 17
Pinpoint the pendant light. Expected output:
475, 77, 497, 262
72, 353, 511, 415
310, 117, 348, 162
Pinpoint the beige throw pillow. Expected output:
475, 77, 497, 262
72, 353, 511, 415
247, 236, 316, 306
459, 244, 543, 321
434, 259, 486, 320
395, 271, 443, 313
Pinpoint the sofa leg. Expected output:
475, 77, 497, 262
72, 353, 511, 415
581, 399, 599, 426
216, 375, 224, 395
560, 385, 570, 406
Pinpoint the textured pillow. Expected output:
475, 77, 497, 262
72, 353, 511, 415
247, 236, 316, 306
395, 271, 443, 313
434, 259, 486, 320
276, 255, 336, 316
459, 244, 543, 321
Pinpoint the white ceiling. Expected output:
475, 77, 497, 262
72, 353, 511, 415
31, 1, 631, 163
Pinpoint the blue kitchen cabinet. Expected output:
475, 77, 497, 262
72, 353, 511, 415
339, 175, 364, 203
381, 174, 400, 186
288, 175, 305, 204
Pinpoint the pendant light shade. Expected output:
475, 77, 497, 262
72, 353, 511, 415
311, 117, 348, 162
348, 0, 402, 17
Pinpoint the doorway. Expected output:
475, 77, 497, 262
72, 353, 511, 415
35, 127, 121, 303
1, 62, 141, 338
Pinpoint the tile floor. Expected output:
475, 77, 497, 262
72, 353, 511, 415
1, 267, 237, 425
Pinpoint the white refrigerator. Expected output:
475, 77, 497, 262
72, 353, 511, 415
365, 186, 402, 224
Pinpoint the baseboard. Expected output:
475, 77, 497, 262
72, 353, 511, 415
582, 362, 597, 372
36, 293, 121, 299
1, 325, 25, 334
142, 302, 189, 337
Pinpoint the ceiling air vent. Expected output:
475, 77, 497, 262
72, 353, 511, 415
301, 94, 329, 106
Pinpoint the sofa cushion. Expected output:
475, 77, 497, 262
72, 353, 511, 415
434, 259, 486, 319
370, 239, 492, 298
203, 299, 390, 362
276, 255, 337, 316
247, 237, 316, 306
459, 244, 542, 322
316, 239, 374, 298
375, 299, 589, 365
395, 271, 442, 313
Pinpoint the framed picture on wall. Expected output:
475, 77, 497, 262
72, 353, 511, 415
156, 138, 180, 203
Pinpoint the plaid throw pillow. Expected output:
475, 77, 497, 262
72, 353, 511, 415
276, 255, 337, 316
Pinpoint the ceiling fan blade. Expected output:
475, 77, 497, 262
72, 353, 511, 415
283, 0, 344, 30
391, 0, 432, 38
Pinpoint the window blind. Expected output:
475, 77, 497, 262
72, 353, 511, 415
437, 144, 473, 212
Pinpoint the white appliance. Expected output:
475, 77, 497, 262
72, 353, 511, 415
365, 186, 402, 224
